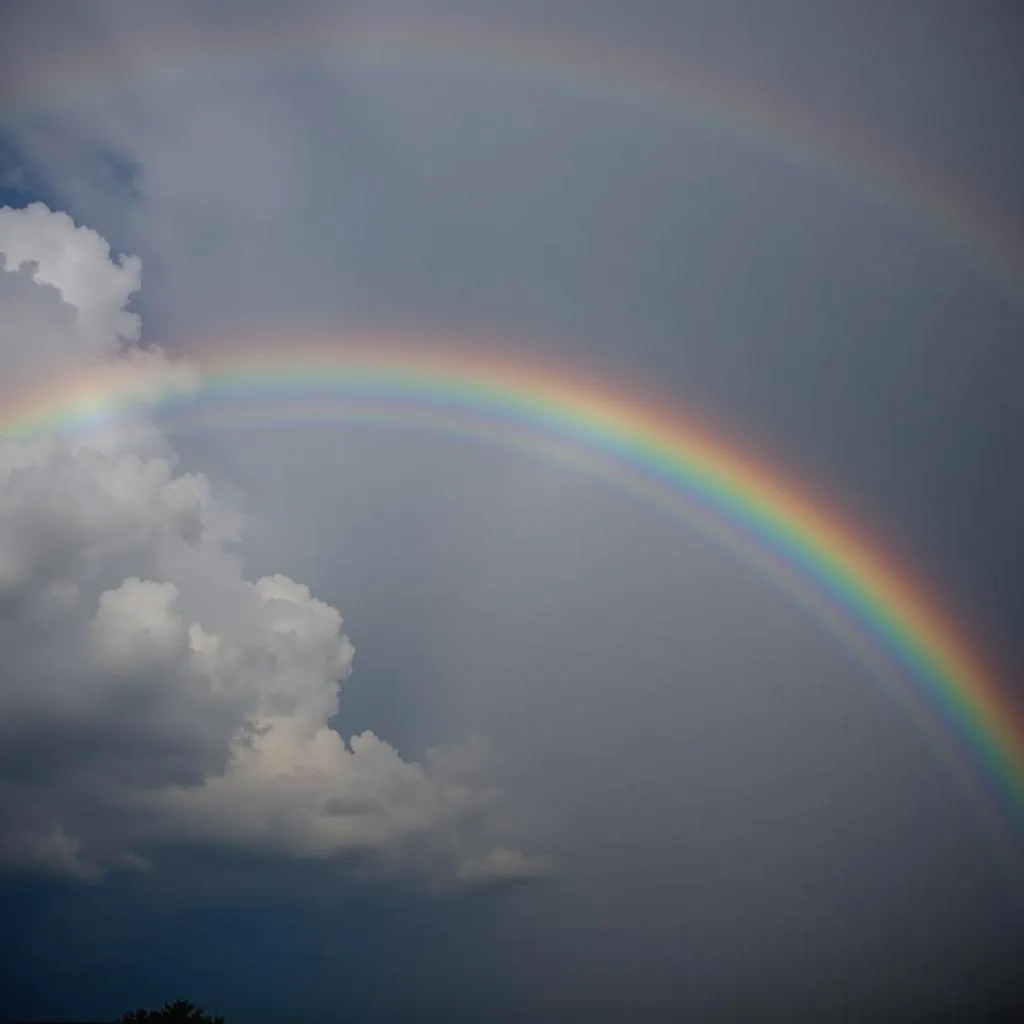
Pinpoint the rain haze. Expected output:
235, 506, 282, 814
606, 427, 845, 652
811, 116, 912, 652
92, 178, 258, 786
1, 2, 1022, 1021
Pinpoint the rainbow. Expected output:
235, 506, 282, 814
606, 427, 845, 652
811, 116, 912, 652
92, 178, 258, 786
1, 13, 1022, 300
3, 337, 1023, 853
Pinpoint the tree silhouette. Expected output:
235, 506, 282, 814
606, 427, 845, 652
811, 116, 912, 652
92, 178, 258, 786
116, 1000, 225, 1024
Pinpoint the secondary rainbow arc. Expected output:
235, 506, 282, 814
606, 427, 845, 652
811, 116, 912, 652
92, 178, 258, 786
1, 15, 1022, 301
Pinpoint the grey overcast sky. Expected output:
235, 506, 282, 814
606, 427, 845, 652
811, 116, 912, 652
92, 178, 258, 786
1, 2, 1023, 1022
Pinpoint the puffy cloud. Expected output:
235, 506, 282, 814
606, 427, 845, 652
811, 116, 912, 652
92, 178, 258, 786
0, 203, 543, 886
0, 201, 142, 344
0, 442, 212, 607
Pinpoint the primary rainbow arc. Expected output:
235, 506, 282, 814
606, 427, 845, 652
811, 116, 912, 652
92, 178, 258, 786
2, 338, 1022, 849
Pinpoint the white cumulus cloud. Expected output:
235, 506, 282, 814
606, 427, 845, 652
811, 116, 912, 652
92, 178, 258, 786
0, 202, 545, 887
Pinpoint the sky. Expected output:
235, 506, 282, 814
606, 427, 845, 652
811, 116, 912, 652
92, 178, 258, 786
1, 1, 1023, 1021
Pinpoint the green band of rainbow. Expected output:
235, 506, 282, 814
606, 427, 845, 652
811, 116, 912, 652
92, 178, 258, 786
3, 338, 1022, 846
